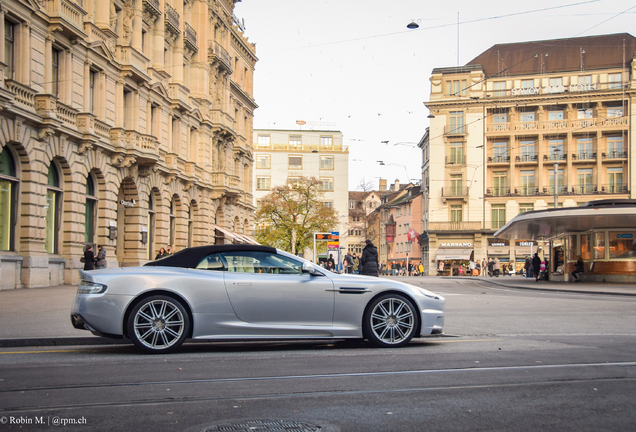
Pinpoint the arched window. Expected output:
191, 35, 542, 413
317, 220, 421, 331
0, 147, 17, 251
85, 174, 97, 244
45, 163, 62, 254
147, 193, 155, 260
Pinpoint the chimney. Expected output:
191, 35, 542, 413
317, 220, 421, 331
379, 179, 387, 191
392, 179, 400, 191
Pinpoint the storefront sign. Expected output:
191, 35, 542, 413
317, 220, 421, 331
440, 242, 473, 248
511, 83, 597, 96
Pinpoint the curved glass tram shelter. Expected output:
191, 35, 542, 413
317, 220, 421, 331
495, 200, 636, 282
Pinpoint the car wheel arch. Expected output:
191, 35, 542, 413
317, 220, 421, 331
123, 290, 194, 339
362, 289, 422, 340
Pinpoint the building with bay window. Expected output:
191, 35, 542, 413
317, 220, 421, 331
0, 0, 257, 290
422, 33, 636, 276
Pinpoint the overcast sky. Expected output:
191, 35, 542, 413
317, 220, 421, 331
234, 0, 636, 190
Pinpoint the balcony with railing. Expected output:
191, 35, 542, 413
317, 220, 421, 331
209, 41, 233, 72
602, 150, 627, 159
513, 186, 540, 196
598, 184, 629, 194
486, 122, 510, 133
164, 3, 180, 36
428, 221, 482, 232
485, 187, 511, 197
541, 119, 568, 131
445, 155, 466, 166
45, 0, 86, 38
571, 151, 596, 162
484, 116, 628, 135
119, 46, 150, 83
6, 80, 36, 110
488, 155, 510, 164
572, 184, 597, 195
543, 185, 568, 195
515, 154, 538, 163
444, 125, 467, 136
184, 22, 198, 53
441, 186, 469, 203
544, 152, 567, 162
514, 121, 539, 131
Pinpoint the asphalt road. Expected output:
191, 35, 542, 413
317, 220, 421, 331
1, 278, 635, 432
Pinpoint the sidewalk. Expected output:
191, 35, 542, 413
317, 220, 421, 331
388, 275, 636, 296
0, 285, 128, 348
1, 277, 635, 348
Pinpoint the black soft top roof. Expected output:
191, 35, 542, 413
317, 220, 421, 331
144, 244, 277, 268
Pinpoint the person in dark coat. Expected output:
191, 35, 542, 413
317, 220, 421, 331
326, 253, 336, 272
571, 256, 584, 282
532, 253, 542, 282
83, 245, 95, 271
359, 239, 379, 277
155, 247, 167, 260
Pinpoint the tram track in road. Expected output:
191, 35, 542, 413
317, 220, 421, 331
1, 373, 635, 414
2, 361, 636, 413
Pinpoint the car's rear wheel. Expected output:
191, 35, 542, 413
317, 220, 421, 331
127, 295, 190, 354
363, 294, 419, 348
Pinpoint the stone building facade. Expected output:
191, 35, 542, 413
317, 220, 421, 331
422, 33, 635, 276
0, 0, 257, 289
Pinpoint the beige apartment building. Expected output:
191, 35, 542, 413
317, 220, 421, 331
422, 33, 636, 276
0, 0, 257, 289
253, 129, 349, 260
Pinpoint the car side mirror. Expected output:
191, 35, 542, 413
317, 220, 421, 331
302, 261, 322, 276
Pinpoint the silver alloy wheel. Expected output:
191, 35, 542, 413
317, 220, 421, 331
133, 299, 185, 350
370, 297, 415, 344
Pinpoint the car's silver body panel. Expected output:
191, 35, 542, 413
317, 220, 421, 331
71, 249, 445, 342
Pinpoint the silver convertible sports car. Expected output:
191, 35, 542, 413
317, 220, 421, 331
71, 245, 445, 353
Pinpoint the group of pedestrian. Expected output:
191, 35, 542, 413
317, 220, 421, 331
525, 253, 550, 282
155, 245, 174, 260
82, 245, 106, 271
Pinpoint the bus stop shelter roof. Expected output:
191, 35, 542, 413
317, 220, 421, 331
494, 200, 636, 241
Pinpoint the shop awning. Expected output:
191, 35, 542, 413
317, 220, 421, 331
213, 225, 259, 245
436, 248, 473, 260
495, 200, 636, 241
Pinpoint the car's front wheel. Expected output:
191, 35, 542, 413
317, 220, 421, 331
127, 295, 190, 354
363, 294, 419, 348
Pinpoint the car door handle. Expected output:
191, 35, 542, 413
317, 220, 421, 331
234, 283, 252, 286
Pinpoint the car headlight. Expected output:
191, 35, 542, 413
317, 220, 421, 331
77, 280, 108, 294
418, 287, 440, 299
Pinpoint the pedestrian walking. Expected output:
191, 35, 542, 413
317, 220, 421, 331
359, 239, 379, 277
353, 253, 360, 274
488, 258, 494, 277
532, 253, 542, 282
344, 251, 354, 274
493, 257, 501, 277
481, 259, 488, 277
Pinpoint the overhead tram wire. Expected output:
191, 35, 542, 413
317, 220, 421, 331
269, 0, 602, 53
